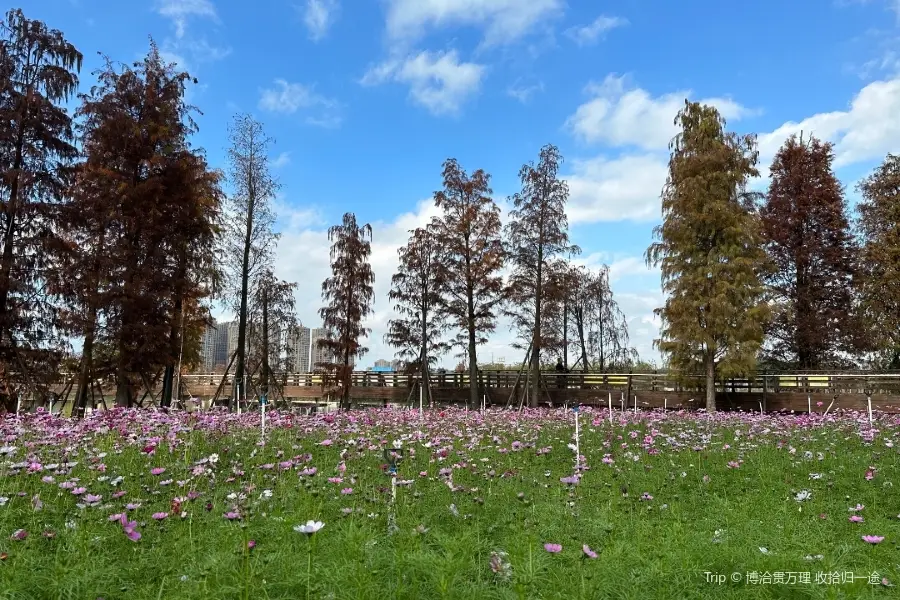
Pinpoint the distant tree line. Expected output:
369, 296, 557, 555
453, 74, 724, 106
7, 10, 897, 414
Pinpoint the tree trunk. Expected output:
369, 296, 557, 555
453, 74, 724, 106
74, 307, 97, 418
466, 316, 478, 410
0, 100, 29, 343
562, 299, 568, 368
234, 180, 256, 412
705, 351, 716, 412
261, 285, 270, 398
530, 254, 543, 407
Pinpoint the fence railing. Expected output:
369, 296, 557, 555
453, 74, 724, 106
163, 371, 900, 395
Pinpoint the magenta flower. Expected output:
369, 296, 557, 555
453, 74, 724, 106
544, 543, 562, 553
862, 535, 884, 544
41, 476, 54, 484
320, 439, 333, 446
150, 468, 166, 476
247, 539, 256, 550
865, 467, 875, 481
119, 516, 141, 542
10, 529, 27, 541
187, 491, 200, 500
71, 487, 86, 495
850, 515, 864, 523
126, 502, 141, 511
152, 512, 168, 520
224, 511, 241, 520
341, 488, 353, 495
328, 477, 343, 484
582, 544, 598, 559
108, 513, 125, 521
84, 494, 102, 505
640, 492, 653, 501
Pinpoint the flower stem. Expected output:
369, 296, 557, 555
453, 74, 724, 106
306, 538, 313, 600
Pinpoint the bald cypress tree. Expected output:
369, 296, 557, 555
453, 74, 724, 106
0, 9, 82, 409
645, 101, 769, 412
857, 154, 900, 367
760, 134, 857, 369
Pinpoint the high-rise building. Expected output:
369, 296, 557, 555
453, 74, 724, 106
289, 326, 312, 372
200, 320, 219, 373
309, 327, 354, 370
226, 321, 240, 364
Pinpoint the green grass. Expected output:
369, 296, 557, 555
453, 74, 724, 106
0, 408, 897, 599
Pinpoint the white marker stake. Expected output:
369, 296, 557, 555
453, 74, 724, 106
391, 473, 397, 504
608, 392, 613, 423
15, 396, 21, 416
867, 396, 873, 427
664, 398, 667, 412
807, 395, 811, 415
633, 395, 637, 415
261, 398, 266, 441
419, 382, 424, 423
759, 401, 763, 416
574, 408, 580, 470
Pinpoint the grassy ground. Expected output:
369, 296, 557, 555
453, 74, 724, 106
0, 407, 897, 599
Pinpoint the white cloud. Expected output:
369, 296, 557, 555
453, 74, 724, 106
756, 76, 900, 168
507, 78, 544, 103
566, 74, 756, 150
384, 0, 563, 48
259, 79, 342, 127
361, 50, 486, 116
303, 0, 339, 41
155, 0, 217, 38
565, 15, 628, 46
565, 153, 668, 224
272, 152, 291, 168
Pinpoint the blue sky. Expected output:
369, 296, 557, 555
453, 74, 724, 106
19, 0, 900, 368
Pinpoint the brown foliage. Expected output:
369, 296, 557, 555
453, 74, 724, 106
431, 158, 504, 408
504, 144, 578, 406
646, 101, 769, 411
317, 212, 374, 410
857, 153, 900, 366
0, 9, 82, 409
385, 226, 447, 397
63, 42, 223, 408
760, 134, 858, 369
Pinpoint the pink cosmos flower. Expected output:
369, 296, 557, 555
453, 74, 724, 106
862, 535, 884, 544
41, 476, 54, 484
150, 468, 166, 476
152, 512, 168, 520
84, 494, 102, 506
320, 439, 333, 446
726, 461, 740, 469
341, 488, 353, 495
71, 487, 86, 495
640, 492, 653, 501
865, 467, 875, 481
582, 544, 598, 559
10, 529, 27, 541
187, 491, 200, 500
112, 491, 126, 499
247, 540, 256, 550
850, 515, 864, 523
544, 543, 562, 553
224, 511, 241, 520
328, 477, 343, 484
108, 513, 125, 521
126, 503, 141, 510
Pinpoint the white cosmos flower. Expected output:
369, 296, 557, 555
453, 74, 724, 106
293, 520, 324, 535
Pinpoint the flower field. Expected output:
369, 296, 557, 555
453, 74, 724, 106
0, 406, 898, 599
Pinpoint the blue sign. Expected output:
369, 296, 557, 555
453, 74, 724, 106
259, 394, 268, 406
